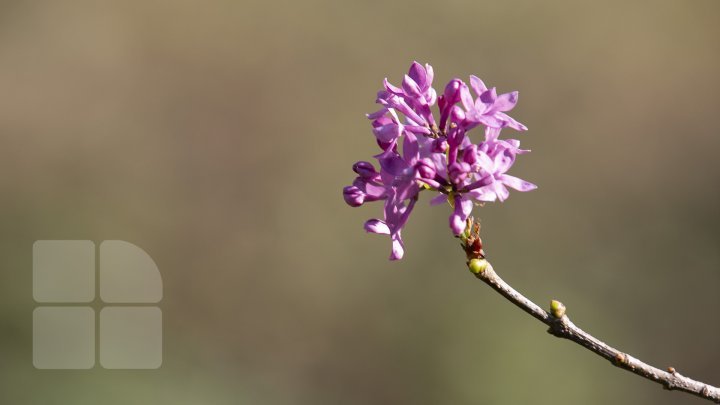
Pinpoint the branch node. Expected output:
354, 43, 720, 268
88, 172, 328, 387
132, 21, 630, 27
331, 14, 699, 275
468, 258, 489, 275
613, 352, 629, 367
550, 299, 566, 318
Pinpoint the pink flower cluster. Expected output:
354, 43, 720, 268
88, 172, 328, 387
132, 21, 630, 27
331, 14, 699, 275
343, 62, 536, 260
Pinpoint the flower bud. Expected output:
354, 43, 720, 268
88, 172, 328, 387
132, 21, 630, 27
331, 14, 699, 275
416, 158, 436, 180
448, 162, 471, 184
343, 185, 365, 207
443, 78, 462, 101
371, 116, 392, 128
439, 78, 464, 130
352, 161, 377, 179
468, 258, 488, 275
550, 300, 566, 318
450, 105, 466, 123
462, 144, 478, 165
408, 61, 428, 89
432, 138, 448, 153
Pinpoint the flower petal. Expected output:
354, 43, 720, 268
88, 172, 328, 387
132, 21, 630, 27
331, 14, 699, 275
364, 219, 391, 235
408, 61, 427, 88
459, 82, 474, 111
485, 127, 501, 142
499, 174, 537, 192
494, 148, 516, 174
495, 91, 518, 112
402, 74, 423, 98
429, 193, 448, 206
467, 185, 497, 202
390, 235, 404, 260
475, 151, 495, 173
378, 154, 409, 177
383, 78, 403, 95
372, 123, 401, 143
404, 125, 432, 135
469, 75, 487, 95
493, 181, 510, 202
480, 87, 498, 106
497, 112, 527, 131
403, 132, 419, 163
449, 195, 474, 235
424, 63, 434, 87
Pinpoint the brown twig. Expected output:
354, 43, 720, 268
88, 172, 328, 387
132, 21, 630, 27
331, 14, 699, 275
464, 255, 720, 403
458, 217, 720, 402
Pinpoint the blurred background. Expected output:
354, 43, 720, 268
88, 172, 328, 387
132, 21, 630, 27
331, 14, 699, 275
1, 0, 719, 404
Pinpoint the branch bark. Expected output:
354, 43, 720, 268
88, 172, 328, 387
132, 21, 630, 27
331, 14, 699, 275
467, 258, 720, 403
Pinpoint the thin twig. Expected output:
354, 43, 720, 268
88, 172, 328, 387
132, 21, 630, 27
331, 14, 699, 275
467, 258, 720, 403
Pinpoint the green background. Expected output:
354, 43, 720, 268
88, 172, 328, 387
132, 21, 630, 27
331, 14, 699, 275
1, 0, 719, 404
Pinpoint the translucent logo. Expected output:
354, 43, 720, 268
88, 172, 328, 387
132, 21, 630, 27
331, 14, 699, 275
33, 240, 162, 369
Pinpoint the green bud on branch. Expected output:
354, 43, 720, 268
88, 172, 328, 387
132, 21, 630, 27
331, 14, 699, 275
550, 299, 566, 318
468, 258, 489, 275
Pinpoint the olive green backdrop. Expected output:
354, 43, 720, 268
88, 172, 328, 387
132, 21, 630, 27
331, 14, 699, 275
1, 1, 719, 404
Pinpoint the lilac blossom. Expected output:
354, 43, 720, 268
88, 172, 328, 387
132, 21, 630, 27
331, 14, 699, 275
343, 61, 536, 260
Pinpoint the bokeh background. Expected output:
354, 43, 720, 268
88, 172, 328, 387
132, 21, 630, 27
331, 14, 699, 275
1, 0, 719, 404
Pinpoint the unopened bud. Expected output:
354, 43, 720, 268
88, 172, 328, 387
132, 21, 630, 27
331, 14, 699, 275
432, 139, 448, 153
352, 161, 377, 179
550, 300, 566, 318
448, 162, 471, 184
462, 144, 478, 165
443, 78, 462, 100
416, 158, 436, 180
468, 258, 488, 275
450, 105, 465, 123
343, 185, 365, 207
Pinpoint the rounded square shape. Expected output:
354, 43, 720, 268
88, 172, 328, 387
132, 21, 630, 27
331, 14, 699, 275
99, 307, 162, 369
99, 240, 162, 303
33, 307, 95, 369
33, 240, 95, 303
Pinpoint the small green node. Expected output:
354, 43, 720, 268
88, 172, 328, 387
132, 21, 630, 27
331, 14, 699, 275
468, 258, 488, 275
550, 300, 566, 318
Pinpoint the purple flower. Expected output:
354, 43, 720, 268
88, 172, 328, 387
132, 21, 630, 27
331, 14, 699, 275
364, 191, 418, 260
461, 75, 527, 132
383, 61, 437, 128
343, 62, 537, 259
449, 194, 474, 236
438, 79, 463, 131
462, 138, 536, 203
343, 161, 386, 207
363, 133, 424, 258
